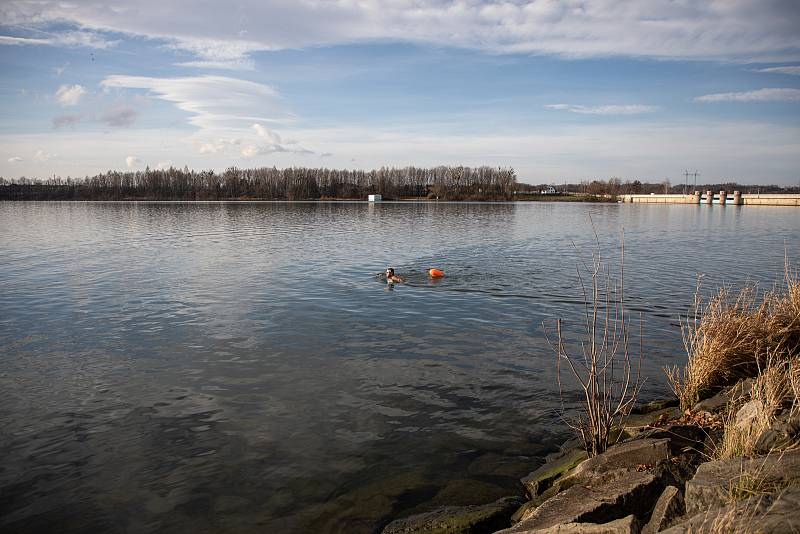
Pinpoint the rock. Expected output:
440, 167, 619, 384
754, 414, 800, 454
691, 391, 729, 413
641, 486, 684, 534
500, 469, 662, 533
662, 485, 800, 534
631, 425, 706, 456
500, 514, 640, 534
623, 408, 682, 437
631, 399, 679, 415
522, 449, 588, 497
560, 439, 670, 489
684, 448, 800, 516
726, 378, 754, 403
511, 501, 537, 525
381, 495, 525, 534
733, 400, 760, 431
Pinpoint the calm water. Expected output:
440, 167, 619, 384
1, 201, 798, 533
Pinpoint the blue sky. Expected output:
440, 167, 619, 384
1, 1, 799, 185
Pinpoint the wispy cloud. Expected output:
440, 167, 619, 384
755, 66, 800, 76
545, 104, 658, 115
100, 75, 292, 131
0, 30, 116, 49
694, 88, 800, 102
55, 84, 86, 106
101, 106, 138, 127
2, 0, 799, 63
7, 156, 23, 163
52, 114, 82, 128
0, 35, 50, 46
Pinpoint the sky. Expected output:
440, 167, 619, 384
1, 0, 799, 185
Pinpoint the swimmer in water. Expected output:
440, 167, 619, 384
385, 267, 404, 284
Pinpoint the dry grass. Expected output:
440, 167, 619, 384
714, 355, 798, 459
667, 259, 800, 411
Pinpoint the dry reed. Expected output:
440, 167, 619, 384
715, 355, 798, 459
667, 259, 800, 411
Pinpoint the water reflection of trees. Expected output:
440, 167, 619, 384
0, 165, 517, 201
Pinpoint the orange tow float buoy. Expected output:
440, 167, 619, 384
428, 268, 445, 278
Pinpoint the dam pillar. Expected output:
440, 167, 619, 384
733, 191, 742, 205
719, 190, 727, 205
705, 191, 713, 204
693, 191, 701, 204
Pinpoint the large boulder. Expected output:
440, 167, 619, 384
640, 486, 684, 534
556, 439, 670, 491
684, 448, 800, 515
521, 449, 588, 497
498, 469, 662, 533
623, 407, 682, 434
733, 400, 760, 432
631, 426, 706, 456
691, 391, 730, 413
500, 514, 640, 534
662, 485, 800, 534
754, 414, 800, 454
381, 496, 525, 534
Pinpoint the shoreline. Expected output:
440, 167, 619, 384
380, 384, 800, 533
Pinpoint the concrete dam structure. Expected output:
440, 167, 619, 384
621, 191, 800, 206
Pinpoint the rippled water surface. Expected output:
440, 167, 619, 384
1, 201, 798, 533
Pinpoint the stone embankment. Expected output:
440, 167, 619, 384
381, 386, 800, 534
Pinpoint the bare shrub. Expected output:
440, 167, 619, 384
545, 230, 643, 457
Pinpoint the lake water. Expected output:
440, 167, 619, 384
1, 201, 798, 533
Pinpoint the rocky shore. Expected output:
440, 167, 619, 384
380, 382, 800, 534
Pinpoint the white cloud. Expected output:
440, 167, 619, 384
8, 156, 23, 162
240, 144, 259, 158
171, 39, 260, 70
2, 0, 799, 63
248, 122, 313, 156
0, 35, 50, 46
156, 160, 172, 169
0, 31, 116, 49
34, 150, 56, 161
176, 59, 255, 70
100, 75, 291, 131
126, 155, 140, 169
545, 104, 658, 115
198, 141, 225, 154
55, 84, 86, 107
756, 66, 800, 76
694, 88, 800, 103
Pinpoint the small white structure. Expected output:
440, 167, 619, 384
368, 194, 382, 202
540, 186, 557, 195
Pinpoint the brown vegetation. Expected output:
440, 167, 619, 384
667, 262, 800, 411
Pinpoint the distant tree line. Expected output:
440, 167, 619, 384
523, 178, 800, 196
0, 165, 518, 201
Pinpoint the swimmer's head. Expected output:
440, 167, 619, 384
386, 267, 395, 277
